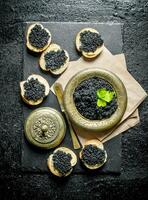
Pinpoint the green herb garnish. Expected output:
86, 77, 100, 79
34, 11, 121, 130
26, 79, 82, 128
96, 88, 115, 107
97, 99, 107, 107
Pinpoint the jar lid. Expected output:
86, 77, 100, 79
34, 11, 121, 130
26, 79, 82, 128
24, 107, 66, 149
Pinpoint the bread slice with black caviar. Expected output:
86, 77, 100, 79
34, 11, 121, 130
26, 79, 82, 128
47, 147, 77, 177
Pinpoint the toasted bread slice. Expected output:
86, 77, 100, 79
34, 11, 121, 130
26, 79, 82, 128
76, 28, 104, 58
26, 23, 51, 52
39, 43, 69, 75
47, 147, 77, 177
20, 74, 50, 106
79, 139, 107, 170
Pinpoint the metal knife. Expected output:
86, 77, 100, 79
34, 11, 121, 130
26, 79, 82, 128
53, 82, 81, 149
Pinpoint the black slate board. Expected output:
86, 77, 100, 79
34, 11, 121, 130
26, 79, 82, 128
22, 22, 123, 174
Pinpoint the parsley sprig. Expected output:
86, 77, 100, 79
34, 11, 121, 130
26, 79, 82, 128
96, 88, 116, 107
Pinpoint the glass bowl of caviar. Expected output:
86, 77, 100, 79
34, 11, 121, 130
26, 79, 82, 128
63, 68, 127, 135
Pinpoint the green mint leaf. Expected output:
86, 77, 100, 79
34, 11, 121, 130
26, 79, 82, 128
96, 88, 115, 103
103, 91, 114, 102
96, 88, 107, 99
97, 99, 107, 107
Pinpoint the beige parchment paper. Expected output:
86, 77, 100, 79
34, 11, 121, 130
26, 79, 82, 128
51, 47, 147, 144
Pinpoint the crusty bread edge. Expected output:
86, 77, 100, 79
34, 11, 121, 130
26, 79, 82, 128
75, 28, 104, 58
20, 74, 50, 106
47, 147, 77, 177
79, 139, 107, 170
26, 23, 51, 53
39, 43, 70, 75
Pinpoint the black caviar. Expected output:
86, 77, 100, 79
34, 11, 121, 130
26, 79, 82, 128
80, 31, 103, 52
81, 144, 106, 166
24, 78, 45, 101
29, 24, 50, 48
52, 150, 72, 175
73, 77, 118, 120
44, 50, 67, 71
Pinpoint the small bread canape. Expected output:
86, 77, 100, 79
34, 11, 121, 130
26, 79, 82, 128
76, 28, 104, 58
20, 74, 50, 106
26, 23, 51, 52
39, 43, 69, 75
79, 139, 107, 170
47, 147, 77, 177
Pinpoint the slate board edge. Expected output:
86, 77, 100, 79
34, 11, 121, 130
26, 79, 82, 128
21, 22, 123, 174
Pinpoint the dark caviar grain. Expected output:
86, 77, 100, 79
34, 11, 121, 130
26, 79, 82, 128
73, 77, 118, 120
44, 50, 67, 71
24, 78, 45, 101
82, 144, 106, 166
80, 31, 103, 52
52, 150, 72, 175
29, 24, 50, 48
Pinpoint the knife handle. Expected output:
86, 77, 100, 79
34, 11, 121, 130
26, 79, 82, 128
65, 112, 81, 149
54, 83, 81, 149
53, 83, 64, 112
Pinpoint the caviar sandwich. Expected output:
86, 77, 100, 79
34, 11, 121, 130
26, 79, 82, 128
26, 23, 51, 52
20, 74, 50, 105
80, 140, 107, 170
76, 28, 104, 58
39, 43, 69, 75
47, 147, 77, 177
